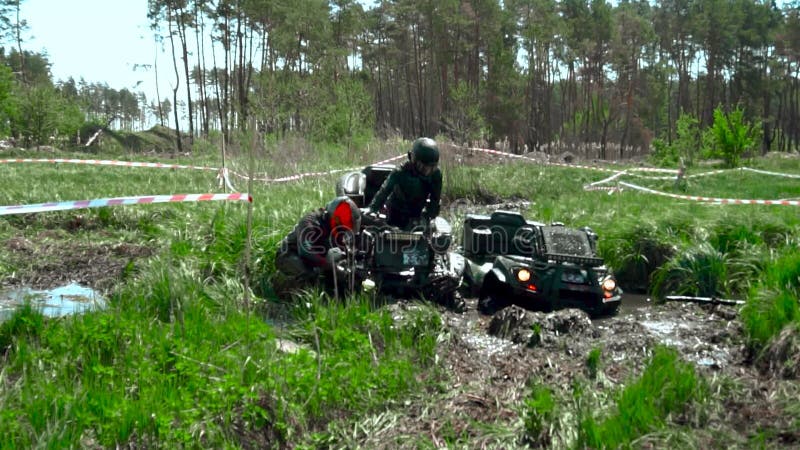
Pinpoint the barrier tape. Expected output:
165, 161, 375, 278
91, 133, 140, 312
583, 185, 622, 193
616, 181, 800, 206
458, 146, 800, 181
6, 153, 799, 181
456, 146, 680, 174
0, 192, 252, 216
215, 167, 237, 191
227, 154, 407, 183
584, 171, 627, 189
0, 158, 220, 171
741, 167, 800, 179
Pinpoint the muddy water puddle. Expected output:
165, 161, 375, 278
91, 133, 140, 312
598, 293, 739, 368
0, 282, 105, 321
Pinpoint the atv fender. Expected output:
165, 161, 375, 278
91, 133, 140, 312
489, 267, 507, 284
477, 269, 511, 314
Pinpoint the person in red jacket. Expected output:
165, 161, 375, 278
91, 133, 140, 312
274, 196, 361, 293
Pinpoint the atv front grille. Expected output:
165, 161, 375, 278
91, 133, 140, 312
558, 289, 599, 304
545, 253, 605, 267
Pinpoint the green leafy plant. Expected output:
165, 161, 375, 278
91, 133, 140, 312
523, 384, 557, 446
705, 106, 760, 168
650, 113, 703, 167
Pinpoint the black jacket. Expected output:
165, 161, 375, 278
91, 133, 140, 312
280, 209, 330, 267
367, 161, 442, 226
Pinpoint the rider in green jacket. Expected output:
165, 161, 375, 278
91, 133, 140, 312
367, 137, 442, 229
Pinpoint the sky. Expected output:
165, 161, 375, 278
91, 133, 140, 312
20, 0, 172, 108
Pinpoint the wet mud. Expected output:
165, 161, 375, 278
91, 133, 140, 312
2, 231, 153, 292
364, 293, 800, 448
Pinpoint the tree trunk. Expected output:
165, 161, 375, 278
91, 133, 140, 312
176, 4, 194, 144
167, 6, 183, 155
195, 2, 210, 137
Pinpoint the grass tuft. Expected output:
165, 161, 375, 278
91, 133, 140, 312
577, 346, 707, 449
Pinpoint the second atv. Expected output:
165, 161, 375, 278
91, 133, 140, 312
461, 210, 622, 316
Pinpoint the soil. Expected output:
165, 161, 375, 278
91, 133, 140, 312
2, 229, 154, 292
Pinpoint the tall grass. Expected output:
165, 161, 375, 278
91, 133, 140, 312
577, 346, 707, 449
741, 249, 800, 347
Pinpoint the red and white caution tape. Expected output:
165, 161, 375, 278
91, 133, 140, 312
0, 193, 252, 216
584, 170, 627, 189
0, 158, 221, 171
215, 167, 237, 191
584, 185, 623, 193
227, 154, 407, 183
617, 181, 800, 206
627, 166, 800, 180
456, 146, 681, 174
740, 167, 800, 179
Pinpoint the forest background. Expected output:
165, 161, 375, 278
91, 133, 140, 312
1, 0, 799, 159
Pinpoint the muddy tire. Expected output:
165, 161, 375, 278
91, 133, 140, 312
439, 291, 467, 313
478, 276, 510, 315
593, 303, 620, 318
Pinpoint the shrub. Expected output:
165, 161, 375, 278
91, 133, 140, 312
650, 242, 730, 300
705, 106, 760, 168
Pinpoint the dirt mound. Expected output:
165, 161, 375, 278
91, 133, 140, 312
488, 306, 597, 346
759, 324, 800, 379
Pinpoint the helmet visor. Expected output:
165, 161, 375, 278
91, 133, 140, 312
415, 160, 438, 177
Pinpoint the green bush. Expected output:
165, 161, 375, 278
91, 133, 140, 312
650, 242, 731, 300
649, 113, 702, 167
705, 106, 760, 168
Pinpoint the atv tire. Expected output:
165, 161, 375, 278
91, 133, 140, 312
440, 291, 467, 313
478, 295, 509, 315
477, 276, 510, 315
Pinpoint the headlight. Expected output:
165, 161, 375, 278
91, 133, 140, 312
601, 277, 617, 292
517, 268, 532, 282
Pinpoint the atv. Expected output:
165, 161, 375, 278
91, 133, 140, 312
335, 165, 465, 309
461, 210, 622, 316
335, 163, 396, 208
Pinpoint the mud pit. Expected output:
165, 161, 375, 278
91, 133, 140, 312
2, 231, 154, 292
343, 295, 800, 449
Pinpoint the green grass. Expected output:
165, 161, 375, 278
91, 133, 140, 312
0, 265, 443, 447
741, 249, 800, 347
577, 346, 707, 449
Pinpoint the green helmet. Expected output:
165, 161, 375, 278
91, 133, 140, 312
410, 137, 440, 165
